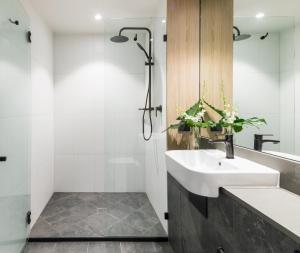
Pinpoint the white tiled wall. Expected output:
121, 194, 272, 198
54, 34, 146, 192
21, 0, 54, 226
295, 24, 300, 156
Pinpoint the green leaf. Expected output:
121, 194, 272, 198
185, 100, 203, 116
203, 100, 225, 117
233, 124, 243, 133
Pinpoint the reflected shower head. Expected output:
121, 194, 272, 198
137, 42, 150, 59
234, 34, 251, 41
233, 26, 251, 42
110, 35, 129, 43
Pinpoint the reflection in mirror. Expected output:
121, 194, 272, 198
233, 17, 298, 161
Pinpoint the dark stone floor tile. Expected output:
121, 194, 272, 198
55, 242, 88, 253
88, 242, 121, 253
142, 223, 167, 237
77, 212, 118, 236
90, 196, 116, 209
30, 220, 60, 238
105, 201, 135, 219
68, 201, 98, 218
154, 243, 174, 253
139, 202, 160, 221
103, 220, 143, 236
30, 193, 165, 238
23, 243, 56, 253
120, 242, 170, 253
44, 209, 72, 225
120, 193, 148, 209
123, 211, 158, 231
101, 193, 131, 203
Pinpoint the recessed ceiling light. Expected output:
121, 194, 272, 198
94, 14, 102, 21
256, 12, 265, 19
162, 19, 166, 24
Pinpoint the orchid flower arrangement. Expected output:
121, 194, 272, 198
166, 99, 214, 132
166, 82, 266, 135
203, 100, 266, 134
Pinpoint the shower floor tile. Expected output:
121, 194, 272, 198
24, 242, 173, 253
29, 193, 167, 238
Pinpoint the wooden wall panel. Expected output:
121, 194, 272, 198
200, 0, 233, 137
166, 0, 200, 149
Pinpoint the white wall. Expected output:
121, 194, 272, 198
54, 34, 146, 192
234, 34, 281, 151
21, 0, 54, 226
295, 23, 300, 155
279, 28, 295, 154
145, 16, 168, 231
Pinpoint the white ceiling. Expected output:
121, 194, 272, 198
234, 0, 300, 18
28, 0, 300, 34
28, 0, 166, 33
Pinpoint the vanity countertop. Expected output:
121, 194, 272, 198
223, 187, 300, 244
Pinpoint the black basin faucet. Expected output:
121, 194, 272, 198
209, 134, 234, 159
254, 134, 280, 152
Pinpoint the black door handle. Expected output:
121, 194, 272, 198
0, 157, 7, 162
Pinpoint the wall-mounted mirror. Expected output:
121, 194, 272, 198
233, 16, 299, 161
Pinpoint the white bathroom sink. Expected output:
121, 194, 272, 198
165, 149, 280, 198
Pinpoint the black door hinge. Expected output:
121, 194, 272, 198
0, 157, 7, 162
164, 212, 169, 220
163, 34, 167, 42
27, 31, 32, 43
26, 211, 31, 225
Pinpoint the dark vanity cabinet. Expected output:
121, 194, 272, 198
167, 174, 300, 253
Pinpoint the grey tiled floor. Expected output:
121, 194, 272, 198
24, 242, 173, 253
30, 193, 167, 238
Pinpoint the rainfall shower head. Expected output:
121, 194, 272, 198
234, 34, 251, 41
233, 26, 251, 42
110, 35, 129, 43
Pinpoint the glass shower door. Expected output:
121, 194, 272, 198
0, 1, 31, 252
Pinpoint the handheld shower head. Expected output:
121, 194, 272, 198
260, 32, 269, 40
137, 42, 150, 60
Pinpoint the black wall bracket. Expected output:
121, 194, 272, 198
164, 212, 169, 220
163, 34, 167, 42
145, 62, 154, 66
0, 157, 7, 162
26, 211, 32, 225
27, 31, 32, 43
